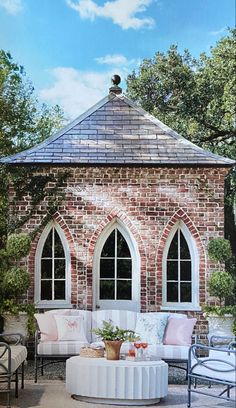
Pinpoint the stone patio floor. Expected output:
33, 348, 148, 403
0, 361, 235, 407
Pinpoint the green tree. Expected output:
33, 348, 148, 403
126, 28, 236, 255
0, 50, 66, 247
0, 50, 65, 157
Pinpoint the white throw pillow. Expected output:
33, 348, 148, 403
54, 315, 88, 342
135, 313, 169, 344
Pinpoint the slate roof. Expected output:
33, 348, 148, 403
1, 93, 235, 166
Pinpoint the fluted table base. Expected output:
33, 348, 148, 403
66, 357, 168, 405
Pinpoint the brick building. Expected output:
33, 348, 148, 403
2, 84, 234, 335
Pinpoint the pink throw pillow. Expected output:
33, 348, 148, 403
163, 317, 197, 346
34, 313, 58, 341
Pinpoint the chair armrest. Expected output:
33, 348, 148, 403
0, 332, 25, 345
209, 334, 235, 347
0, 342, 11, 374
191, 334, 199, 344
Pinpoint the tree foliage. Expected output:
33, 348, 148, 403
0, 50, 67, 248
126, 29, 236, 254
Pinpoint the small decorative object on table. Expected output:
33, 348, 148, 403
92, 320, 137, 360
80, 346, 104, 358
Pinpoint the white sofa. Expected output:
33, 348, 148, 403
34, 309, 196, 382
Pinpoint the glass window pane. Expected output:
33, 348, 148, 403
180, 231, 190, 259
117, 259, 132, 278
167, 261, 178, 280
100, 280, 115, 299
54, 281, 65, 300
167, 231, 178, 259
54, 229, 65, 258
117, 230, 131, 257
101, 230, 115, 257
41, 281, 52, 300
42, 230, 52, 257
100, 259, 115, 278
41, 259, 52, 279
54, 259, 65, 279
180, 283, 192, 302
117, 280, 132, 300
180, 261, 191, 281
167, 282, 178, 302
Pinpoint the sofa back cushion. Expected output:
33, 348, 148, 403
163, 317, 197, 346
135, 312, 169, 344
91, 310, 137, 342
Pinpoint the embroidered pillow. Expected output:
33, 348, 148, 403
54, 315, 88, 342
34, 313, 58, 341
135, 313, 169, 345
163, 317, 197, 346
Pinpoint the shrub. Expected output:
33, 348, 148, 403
6, 233, 31, 259
208, 271, 234, 306
2, 266, 30, 298
208, 238, 232, 263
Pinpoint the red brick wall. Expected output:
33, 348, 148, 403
10, 165, 228, 336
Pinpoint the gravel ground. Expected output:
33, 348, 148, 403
25, 359, 188, 384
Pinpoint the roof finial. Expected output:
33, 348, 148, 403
109, 74, 122, 95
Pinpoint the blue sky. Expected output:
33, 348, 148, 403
0, 0, 234, 118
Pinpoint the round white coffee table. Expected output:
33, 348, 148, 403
66, 356, 168, 405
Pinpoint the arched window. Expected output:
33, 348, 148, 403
35, 222, 71, 308
100, 228, 132, 301
93, 220, 140, 311
162, 221, 199, 310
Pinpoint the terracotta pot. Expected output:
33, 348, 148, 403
104, 340, 123, 360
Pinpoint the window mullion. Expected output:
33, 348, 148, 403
178, 228, 180, 303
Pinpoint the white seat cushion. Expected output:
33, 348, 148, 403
0, 345, 27, 374
148, 344, 189, 360
37, 340, 89, 355
191, 355, 236, 383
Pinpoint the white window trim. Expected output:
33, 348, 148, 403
93, 218, 140, 311
35, 221, 72, 309
162, 220, 199, 310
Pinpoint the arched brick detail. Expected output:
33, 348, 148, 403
156, 208, 206, 306
27, 212, 78, 306
86, 208, 147, 311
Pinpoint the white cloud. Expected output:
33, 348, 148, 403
209, 27, 226, 36
95, 53, 137, 66
39, 67, 116, 119
0, 0, 22, 14
66, 0, 155, 30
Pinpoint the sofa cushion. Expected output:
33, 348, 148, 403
45, 309, 92, 342
135, 312, 169, 344
34, 313, 58, 341
163, 317, 197, 346
91, 310, 137, 342
54, 315, 88, 342
37, 340, 89, 356
148, 344, 189, 361
0, 345, 27, 374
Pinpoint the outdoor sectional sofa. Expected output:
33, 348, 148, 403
34, 309, 197, 382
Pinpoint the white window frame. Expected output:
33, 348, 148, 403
35, 221, 71, 309
93, 218, 140, 311
161, 221, 200, 311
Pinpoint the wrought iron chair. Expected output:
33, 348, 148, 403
0, 333, 27, 408
187, 341, 236, 407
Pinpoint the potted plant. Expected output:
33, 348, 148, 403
92, 320, 137, 360
0, 233, 36, 338
204, 238, 236, 338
